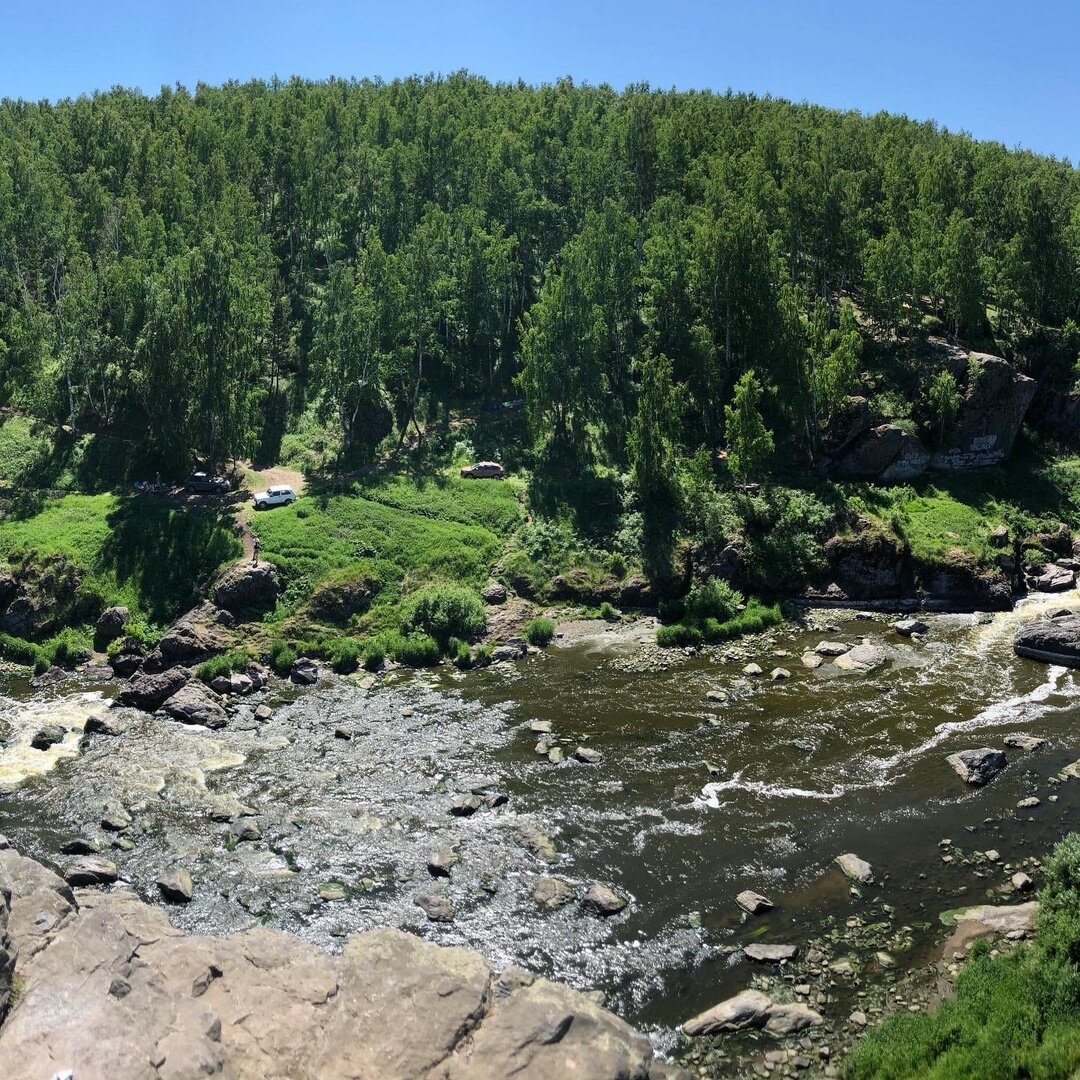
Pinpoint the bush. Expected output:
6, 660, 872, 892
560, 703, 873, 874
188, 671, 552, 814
268, 638, 297, 675
472, 642, 493, 666
401, 584, 486, 649
684, 578, 743, 623
361, 639, 385, 671
196, 647, 250, 684
391, 631, 440, 667
656, 623, 704, 647
326, 637, 361, 674
658, 596, 686, 624
448, 636, 474, 668
599, 601, 619, 621
1039, 833, 1080, 965
524, 617, 555, 646
656, 600, 782, 648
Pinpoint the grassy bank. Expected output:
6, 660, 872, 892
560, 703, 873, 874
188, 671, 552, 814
845, 834, 1080, 1079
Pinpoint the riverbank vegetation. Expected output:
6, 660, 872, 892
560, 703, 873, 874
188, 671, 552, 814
0, 76, 1079, 662
845, 834, 1080, 1079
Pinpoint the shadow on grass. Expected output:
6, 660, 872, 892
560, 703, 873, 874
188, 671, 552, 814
98, 498, 241, 623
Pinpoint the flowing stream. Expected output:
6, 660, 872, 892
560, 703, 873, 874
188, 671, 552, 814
1, 593, 1079, 1044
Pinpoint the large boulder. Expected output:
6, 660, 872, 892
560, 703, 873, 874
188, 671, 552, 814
827, 423, 930, 483
0, 870, 674, 1080
94, 606, 129, 642
306, 573, 379, 625
147, 602, 236, 669
118, 667, 190, 711
682, 990, 822, 1037
1015, 614, 1080, 667
947, 748, 1007, 786
162, 683, 228, 729
213, 562, 280, 615
822, 532, 908, 600
931, 352, 1037, 470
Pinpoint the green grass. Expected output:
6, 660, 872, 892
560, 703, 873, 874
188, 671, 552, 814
0, 493, 241, 629
0, 414, 137, 492
249, 473, 524, 633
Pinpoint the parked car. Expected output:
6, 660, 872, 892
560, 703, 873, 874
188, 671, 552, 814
185, 472, 230, 494
459, 461, 505, 479
252, 484, 296, 509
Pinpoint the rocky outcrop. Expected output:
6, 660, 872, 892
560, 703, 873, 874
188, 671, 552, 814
931, 352, 1037, 470
827, 423, 930, 483
947, 748, 1007, 786
0, 556, 89, 641
0, 850, 679, 1080
212, 562, 280, 614
306, 573, 379, 624
822, 532, 909, 601
1014, 613, 1080, 667
94, 605, 129, 641
146, 602, 236, 670
118, 667, 190, 711
162, 682, 228, 729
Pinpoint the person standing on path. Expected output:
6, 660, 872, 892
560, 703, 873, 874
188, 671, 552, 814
252, 534, 261, 567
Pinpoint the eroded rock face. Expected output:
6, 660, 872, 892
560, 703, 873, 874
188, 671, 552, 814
148, 602, 236, 669
827, 423, 930, 483
931, 353, 1037, 470
0, 865, 676, 1080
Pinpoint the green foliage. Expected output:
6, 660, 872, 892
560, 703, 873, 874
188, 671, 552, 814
326, 637, 362, 674
656, 597, 781, 647
724, 372, 774, 482
523, 617, 556, 646
683, 577, 742, 623
598, 601, 619, 621
196, 648, 250, 684
1038, 834, 1080, 966
385, 631, 441, 667
361, 639, 386, 671
268, 639, 297, 676
400, 584, 486, 649
924, 369, 963, 450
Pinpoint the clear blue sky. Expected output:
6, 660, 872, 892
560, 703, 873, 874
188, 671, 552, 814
4, 0, 1077, 163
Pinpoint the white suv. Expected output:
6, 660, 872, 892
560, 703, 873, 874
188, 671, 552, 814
252, 485, 296, 509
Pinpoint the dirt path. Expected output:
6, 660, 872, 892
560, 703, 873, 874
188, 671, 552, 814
231, 464, 305, 563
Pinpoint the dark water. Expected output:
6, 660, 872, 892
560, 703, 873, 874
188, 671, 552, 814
1, 594, 1079, 1047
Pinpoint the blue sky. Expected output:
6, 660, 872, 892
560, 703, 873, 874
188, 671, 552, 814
4, 1, 1077, 162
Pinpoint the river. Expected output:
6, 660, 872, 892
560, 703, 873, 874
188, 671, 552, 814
0, 593, 1078, 1057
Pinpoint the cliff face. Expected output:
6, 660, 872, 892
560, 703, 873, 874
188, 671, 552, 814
0, 845, 682, 1080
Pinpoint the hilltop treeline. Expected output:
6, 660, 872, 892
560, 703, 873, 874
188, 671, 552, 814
1, 73, 1078, 474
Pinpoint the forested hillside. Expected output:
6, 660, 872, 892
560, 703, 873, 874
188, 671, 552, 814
2, 74, 1078, 472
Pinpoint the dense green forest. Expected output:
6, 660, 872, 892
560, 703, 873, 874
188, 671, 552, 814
2, 73, 1078, 477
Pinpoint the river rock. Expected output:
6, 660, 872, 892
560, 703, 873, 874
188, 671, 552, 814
95, 605, 129, 641
1012, 872, 1034, 891
520, 827, 558, 863
1034, 565, 1076, 592
119, 667, 190, 711
1004, 734, 1046, 751
581, 883, 627, 916
63, 856, 118, 887
227, 818, 262, 844
833, 643, 887, 671
743, 663, 763, 676
573, 746, 603, 764
491, 644, 524, 663
30, 724, 65, 750
532, 876, 575, 909
835, 853, 874, 884
60, 838, 101, 855
450, 794, 484, 817
84, 712, 126, 737
682, 990, 773, 1035
163, 683, 228, 729
801, 652, 824, 669
769, 667, 791, 681
815, 641, 851, 656
736, 890, 773, 915
254, 703, 273, 721
1017, 796, 1041, 809
765, 1002, 823, 1036
415, 891, 454, 922
213, 562, 280, 613
947, 747, 1007, 786
0, 864, 668, 1080
290, 657, 320, 685
210, 671, 254, 696
894, 618, 928, 636
744, 943, 798, 963
427, 850, 459, 878
1015, 614, 1080, 666
100, 804, 133, 832
156, 868, 194, 904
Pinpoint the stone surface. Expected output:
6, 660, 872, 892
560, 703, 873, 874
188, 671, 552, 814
744, 943, 798, 963
815, 641, 851, 657
163, 682, 229, 729
415, 891, 455, 922
290, 657, 320, 685
427, 849, 460, 878
828, 423, 930, 483
581, 883, 628, 916
118, 667, 190, 711
84, 713, 127, 737
1015, 614, 1080, 667
481, 581, 508, 605
894, 618, 928, 637
1034, 565, 1076, 592
833, 643, 887, 671
532, 876, 575, 909
30, 724, 65, 751
63, 856, 118, 887
573, 746, 603, 764
1004, 733, 1046, 752
835, 853, 874, 884
736, 890, 773, 915
947, 747, 1007, 786
148, 602, 236, 669
95, 605, 130, 641
0, 861, 672, 1080
683, 990, 821, 1037
156, 868, 194, 904
930, 352, 1037, 470
212, 562, 280, 613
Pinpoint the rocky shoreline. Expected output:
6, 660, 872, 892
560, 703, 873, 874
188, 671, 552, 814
0, 840, 685, 1079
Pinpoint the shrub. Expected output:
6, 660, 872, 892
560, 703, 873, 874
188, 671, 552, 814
1039, 833, 1080, 965
196, 647, 250, 684
448, 636, 473, 668
0, 632, 43, 668
401, 584, 486, 649
326, 637, 361, 674
684, 578, 742, 623
657, 596, 686, 624
656, 623, 704, 647
472, 643, 493, 666
524, 617, 555, 646
598, 601, 619, 622
391, 631, 440, 667
361, 639, 385, 671
268, 638, 297, 675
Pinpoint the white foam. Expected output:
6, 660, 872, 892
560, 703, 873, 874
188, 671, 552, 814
700, 769, 848, 809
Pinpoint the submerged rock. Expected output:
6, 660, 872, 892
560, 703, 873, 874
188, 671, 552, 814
573, 746, 603, 764
30, 725, 65, 750
835, 853, 874, 884
735, 890, 773, 915
743, 943, 798, 963
532, 876, 575, 909
427, 849, 459, 878
1014, 614, 1080, 667
947, 747, 1007, 786
1004, 733, 1046, 752
414, 891, 454, 922
581, 883, 627, 917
